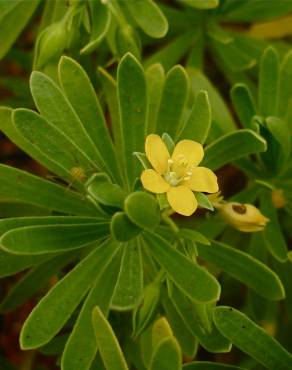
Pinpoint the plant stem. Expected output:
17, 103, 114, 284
162, 210, 179, 233
20, 350, 37, 370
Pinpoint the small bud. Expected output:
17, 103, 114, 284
217, 202, 269, 232
34, 21, 68, 69
271, 189, 286, 209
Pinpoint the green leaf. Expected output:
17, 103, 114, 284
213, 306, 292, 370
247, 232, 270, 319
0, 107, 75, 188
231, 83, 256, 129
181, 0, 218, 9
80, 1, 110, 54
124, 0, 168, 38
143, 232, 220, 303
40, 334, 68, 356
1, 223, 109, 255
0, 1, 19, 20
178, 91, 211, 143
0, 201, 48, 218
124, 191, 160, 230
133, 152, 150, 170
171, 287, 213, 334
97, 67, 122, 157
117, 53, 147, 188
162, 133, 175, 153
183, 362, 247, 369
162, 292, 198, 358
86, 173, 127, 208
266, 116, 291, 167
149, 337, 181, 370
259, 47, 279, 117
0, 253, 73, 312
0, 250, 51, 278
92, 306, 129, 370
111, 212, 141, 242
111, 240, 143, 310
260, 191, 288, 262
13, 108, 95, 187
211, 38, 256, 72
156, 65, 189, 138
59, 57, 122, 183
61, 248, 122, 370
197, 241, 285, 300
195, 192, 214, 211
0, 0, 40, 60
0, 213, 98, 241
30, 71, 103, 170
20, 239, 120, 349
145, 63, 165, 134
222, 0, 292, 22
202, 130, 267, 170
145, 31, 196, 71
0, 164, 97, 216
179, 228, 210, 246
206, 19, 233, 44
170, 287, 231, 353
277, 50, 292, 119
133, 281, 160, 339
115, 24, 141, 60
187, 68, 235, 135
273, 258, 292, 322
0, 216, 103, 237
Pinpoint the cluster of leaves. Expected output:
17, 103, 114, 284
1, 1, 292, 370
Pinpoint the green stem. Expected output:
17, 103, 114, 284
20, 350, 37, 370
162, 210, 179, 234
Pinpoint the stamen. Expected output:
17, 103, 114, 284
164, 155, 193, 186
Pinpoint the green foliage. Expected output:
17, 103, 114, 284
1, 1, 292, 368
214, 307, 292, 370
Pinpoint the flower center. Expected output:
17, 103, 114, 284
164, 156, 193, 186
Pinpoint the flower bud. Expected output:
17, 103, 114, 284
271, 189, 286, 209
217, 202, 269, 232
34, 20, 68, 69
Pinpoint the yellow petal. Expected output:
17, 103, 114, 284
184, 167, 219, 193
171, 140, 204, 167
141, 169, 170, 194
167, 186, 197, 216
145, 134, 170, 175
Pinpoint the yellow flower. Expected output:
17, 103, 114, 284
216, 202, 269, 232
140, 134, 219, 216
